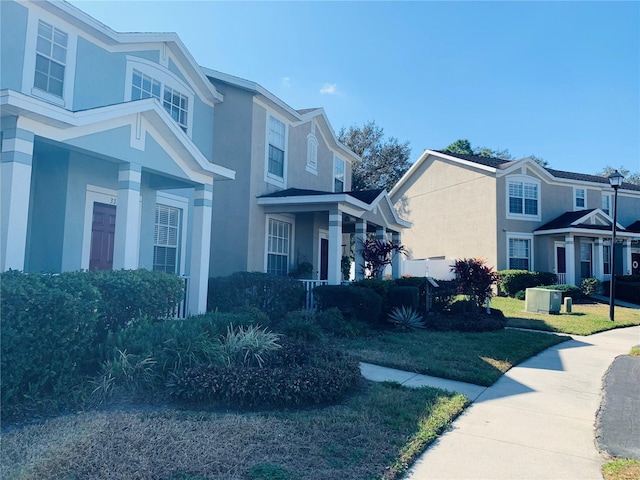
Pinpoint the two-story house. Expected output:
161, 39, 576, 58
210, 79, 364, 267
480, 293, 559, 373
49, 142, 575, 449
0, 0, 235, 314
203, 69, 409, 285
390, 150, 640, 285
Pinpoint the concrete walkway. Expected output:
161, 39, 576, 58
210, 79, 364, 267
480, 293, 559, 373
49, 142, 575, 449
360, 325, 640, 480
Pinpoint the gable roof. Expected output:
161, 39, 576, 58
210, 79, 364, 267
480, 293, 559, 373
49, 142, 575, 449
259, 188, 385, 206
626, 220, 640, 233
533, 208, 637, 237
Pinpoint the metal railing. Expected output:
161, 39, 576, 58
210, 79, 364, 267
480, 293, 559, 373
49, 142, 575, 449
172, 276, 189, 318
299, 279, 328, 309
556, 273, 566, 285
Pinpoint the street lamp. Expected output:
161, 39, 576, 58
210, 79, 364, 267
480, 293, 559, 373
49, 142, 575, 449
608, 170, 624, 321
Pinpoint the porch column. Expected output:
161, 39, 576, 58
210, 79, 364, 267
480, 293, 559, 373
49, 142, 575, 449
354, 218, 367, 280
593, 238, 603, 281
327, 208, 343, 285
391, 231, 402, 279
622, 238, 632, 275
565, 235, 576, 285
1, 119, 34, 271
376, 226, 387, 278
113, 163, 142, 269
188, 184, 213, 315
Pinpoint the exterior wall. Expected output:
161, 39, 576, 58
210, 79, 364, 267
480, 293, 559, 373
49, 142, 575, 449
392, 155, 498, 269
0, 1, 28, 91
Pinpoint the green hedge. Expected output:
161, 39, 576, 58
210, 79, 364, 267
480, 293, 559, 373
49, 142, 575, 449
497, 270, 557, 297
313, 284, 383, 325
537, 284, 582, 300
207, 272, 306, 322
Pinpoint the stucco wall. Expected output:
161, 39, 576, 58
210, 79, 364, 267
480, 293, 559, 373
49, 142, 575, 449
0, 1, 28, 91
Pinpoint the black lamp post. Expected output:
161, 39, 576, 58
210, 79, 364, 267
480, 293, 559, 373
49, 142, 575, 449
608, 170, 624, 321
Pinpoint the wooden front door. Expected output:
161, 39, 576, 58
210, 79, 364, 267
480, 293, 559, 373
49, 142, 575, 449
320, 238, 329, 280
90, 202, 116, 270
555, 245, 566, 283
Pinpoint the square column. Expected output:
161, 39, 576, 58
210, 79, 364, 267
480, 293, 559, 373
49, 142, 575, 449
113, 163, 142, 270
354, 219, 367, 280
327, 208, 343, 285
1, 119, 34, 271
376, 226, 387, 279
391, 231, 402, 279
622, 238, 632, 275
593, 238, 603, 280
188, 184, 213, 315
565, 235, 576, 286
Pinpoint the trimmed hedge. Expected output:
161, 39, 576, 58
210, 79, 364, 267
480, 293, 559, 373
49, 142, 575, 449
497, 270, 557, 297
207, 272, 306, 322
602, 278, 640, 304
313, 284, 383, 325
537, 284, 581, 300
424, 308, 506, 332
387, 286, 420, 311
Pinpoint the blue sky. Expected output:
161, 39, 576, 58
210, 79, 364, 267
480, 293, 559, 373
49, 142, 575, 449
69, 0, 640, 176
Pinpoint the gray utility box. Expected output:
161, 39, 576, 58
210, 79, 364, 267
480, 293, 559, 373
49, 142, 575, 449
525, 288, 562, 314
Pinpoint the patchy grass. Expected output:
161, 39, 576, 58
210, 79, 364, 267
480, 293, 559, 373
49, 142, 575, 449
602, 458, 640, 480
0, 382, 466, 480
630, 346, 640, 357
335, 329, 569, 386
492, 297, 640, 335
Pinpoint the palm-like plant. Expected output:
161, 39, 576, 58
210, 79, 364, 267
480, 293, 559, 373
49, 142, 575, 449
387, 306, 426, 331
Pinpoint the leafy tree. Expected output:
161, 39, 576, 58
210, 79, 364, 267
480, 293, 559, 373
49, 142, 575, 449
451, 258, 500, 313
595, 165, 640, 185
338, 121, 411, 192
442, 139, 548, 167
442, 139, 473, 156
358, 238, 406, 279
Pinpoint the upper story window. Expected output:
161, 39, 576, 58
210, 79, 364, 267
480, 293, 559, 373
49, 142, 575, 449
131, 69, 188, 132
507, 176, 540, 220
163, 87, 189, 132
307, 136, 318, 174
602, 193, 612, 216
34, 21, 67, 98
132, 70, 161, 100
264, 115, 287, 187
334, 157, 345, 192
574, 188, 586, 210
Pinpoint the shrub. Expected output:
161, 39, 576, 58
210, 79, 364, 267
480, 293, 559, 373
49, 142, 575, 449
315, 307, 368, 338
424, 308, 506, 332
169, 340, 361, 408
515, 290, 526, 300
603, 278, 640, 304
313, 284, 383, 325
387, 306, 426, 331
280, 310, 325, 342
207, 272, 306, 322
392, 277, 429, 313
1, 270, 101, 417
497, 270, 557, 297
357, 238, 406, 279
580, 277, 601, 297
430, 280, 458, 313
220, 324, 281, 368
538, 284, 581, 300
387, 286, 420, 311
452, 258, 499, 312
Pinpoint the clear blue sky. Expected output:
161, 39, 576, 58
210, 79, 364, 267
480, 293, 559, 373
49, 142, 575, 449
69, 0, 640, 176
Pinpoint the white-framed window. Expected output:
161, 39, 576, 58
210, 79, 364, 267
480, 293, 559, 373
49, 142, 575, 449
34, 20, 67, 98
507, 233, 533, 270
574, 188, 586, 210
266, 217, 292, 276
334, 156, 345, 193
307, 135, 318, 174
125, 57, 195, 136
603, 244, 611, 275
602, 193, 612, 216
580, 242, 592, 279
267, 116, 286, 179
153, 204, 181, 274
506, 176, 540, 220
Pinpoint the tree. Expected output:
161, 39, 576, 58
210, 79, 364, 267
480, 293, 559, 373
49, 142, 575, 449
358, 238, 406, 279
338, 121, 411, 192
442, 139, 548, 167
451, 258, 499, 313
595, 165, 640, 185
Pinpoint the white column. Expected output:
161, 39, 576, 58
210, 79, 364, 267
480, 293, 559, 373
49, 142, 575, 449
622, 238, 632, 275
376, 226, 387, 279
188, 183, 213, 315
392, 231, 402, 279
593, 238, 603, 281
354, 218, 367, 280
113, 163, 142, 269
565, 235, 576, 285
1, 120, 34, 271
327, 208, 343, 285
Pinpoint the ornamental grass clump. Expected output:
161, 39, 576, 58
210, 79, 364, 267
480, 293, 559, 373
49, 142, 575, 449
387, 306, 426, 331
220, 324, 282, 368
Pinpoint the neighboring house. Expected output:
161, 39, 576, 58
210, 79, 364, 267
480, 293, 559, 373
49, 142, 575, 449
0, 0, 235, 315
203, 69, 409, 284
390, 150, 640, 285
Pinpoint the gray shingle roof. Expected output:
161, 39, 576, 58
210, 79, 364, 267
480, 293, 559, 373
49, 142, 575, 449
259, 188, 384, 205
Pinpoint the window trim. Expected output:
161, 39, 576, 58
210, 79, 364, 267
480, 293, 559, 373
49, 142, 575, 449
333, 155, 345, 193
505, 175, 541, 221
264, 214, 295, 276
506, 232, 534, 271
603, 242, 611, 276
155, 191, 188, 275
574, 187, 587, 210
306, 131, 318, 175
601, 193, 612, 216
264, 113, 288, 188
579, 240, 593, 279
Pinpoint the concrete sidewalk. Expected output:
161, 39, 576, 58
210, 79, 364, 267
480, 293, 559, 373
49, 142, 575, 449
361, 325, 640, 479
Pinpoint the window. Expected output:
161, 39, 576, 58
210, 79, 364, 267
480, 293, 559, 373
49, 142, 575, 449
154, 204, 180, 274
307, 135, 318, 174
574, 188, 586, 209
131, 69, 188, 132
580, 243, 592, 279
603, 244, 611, 275
509, 238, 530, 270
602, 194, 612, 216
267, 218, 291, 276
507, 178, 539, 218
268, 116, 286, 178
34, 21, 67, 97
334, 157, 345, 192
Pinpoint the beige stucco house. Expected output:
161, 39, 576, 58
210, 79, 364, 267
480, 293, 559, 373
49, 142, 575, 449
204, 69, 409, 285
390, 150, 640, 285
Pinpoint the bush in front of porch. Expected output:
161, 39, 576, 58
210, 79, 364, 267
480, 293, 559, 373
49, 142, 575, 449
497, 269, 557, 297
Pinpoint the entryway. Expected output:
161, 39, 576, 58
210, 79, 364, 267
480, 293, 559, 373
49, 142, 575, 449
90, 202, 116, 270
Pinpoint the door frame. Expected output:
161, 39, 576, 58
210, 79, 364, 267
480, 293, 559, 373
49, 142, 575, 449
554, 241, 566, 282
318, 229, 329, 280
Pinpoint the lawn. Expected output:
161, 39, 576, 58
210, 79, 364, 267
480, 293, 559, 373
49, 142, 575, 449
335, 328, 569, 386
1, 382, 467, 480
492, 297, 640, 335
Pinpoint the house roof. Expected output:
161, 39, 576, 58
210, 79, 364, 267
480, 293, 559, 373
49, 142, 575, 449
259, 188, 385, 206
535, 209, 602, 231
626, 220, 640, 233
533, 209, 639, 238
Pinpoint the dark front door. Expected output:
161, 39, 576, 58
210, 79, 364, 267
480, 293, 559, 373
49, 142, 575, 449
556, 246, 566, 274
633, 253, 640, 276
90, 202, 116, 270
320, 238, 329, 280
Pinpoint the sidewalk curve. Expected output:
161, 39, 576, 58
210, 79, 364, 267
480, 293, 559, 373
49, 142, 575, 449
361, 325, 640, 479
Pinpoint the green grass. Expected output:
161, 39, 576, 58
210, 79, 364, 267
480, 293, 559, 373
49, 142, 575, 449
493, 297, 640, 335
336, 329, 569, 386
602, 458, 640, 480
0, 382, 467, 480
630, 346, 640, 357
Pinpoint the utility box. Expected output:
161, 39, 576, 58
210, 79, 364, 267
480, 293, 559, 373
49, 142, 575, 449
525, 288, 562, 314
